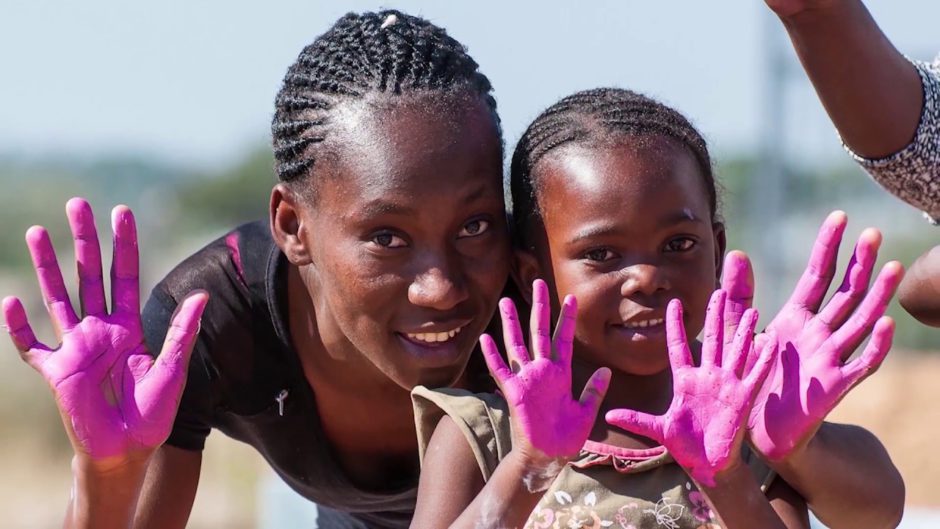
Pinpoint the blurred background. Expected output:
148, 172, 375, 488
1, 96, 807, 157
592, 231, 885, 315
1, 0, 938, 527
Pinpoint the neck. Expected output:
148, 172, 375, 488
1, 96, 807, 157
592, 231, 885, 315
284, 264, 420, 488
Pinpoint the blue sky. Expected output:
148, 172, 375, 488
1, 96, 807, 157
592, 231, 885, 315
1, 0, 936, 167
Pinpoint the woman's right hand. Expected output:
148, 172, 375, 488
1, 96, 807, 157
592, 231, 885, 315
764, 0, 839, 19
3, 198, 207, 472
479, 280, 610, 487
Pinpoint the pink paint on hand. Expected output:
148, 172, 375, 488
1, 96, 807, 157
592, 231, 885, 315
743, 211, 903, 461
480, 280, 611, 482
605, 291, 777, 487
2, 198, 208, 462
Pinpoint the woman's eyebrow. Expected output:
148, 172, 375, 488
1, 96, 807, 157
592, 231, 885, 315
348, 199, 416, 220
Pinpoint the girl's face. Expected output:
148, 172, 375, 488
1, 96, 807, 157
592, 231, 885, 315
278, 95, 510, 391
522, 136, 724, 376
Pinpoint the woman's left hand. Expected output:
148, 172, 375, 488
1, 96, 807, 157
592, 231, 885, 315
742, 213, 902, 462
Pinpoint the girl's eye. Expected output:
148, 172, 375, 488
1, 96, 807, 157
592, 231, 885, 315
458, 219, 490, 238
665, 237, 696, 252
583, 248, 615, 262
371, 232, 407, 249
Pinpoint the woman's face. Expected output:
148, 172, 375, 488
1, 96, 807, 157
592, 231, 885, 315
524, 137, 724, 376
287, 94, 509, 391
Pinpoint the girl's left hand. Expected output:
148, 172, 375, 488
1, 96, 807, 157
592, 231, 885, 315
606, 290, 777, 487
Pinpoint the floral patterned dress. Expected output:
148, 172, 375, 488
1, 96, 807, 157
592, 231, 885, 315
412, 387, 776, 529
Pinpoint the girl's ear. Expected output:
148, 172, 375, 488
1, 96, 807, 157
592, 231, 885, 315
270, 184, 313, 266
512, 248, 542, 305
712, 221, 727, 288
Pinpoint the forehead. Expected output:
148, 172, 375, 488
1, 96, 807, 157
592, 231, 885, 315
535, 137, 711, 222
313, 92, 504, 219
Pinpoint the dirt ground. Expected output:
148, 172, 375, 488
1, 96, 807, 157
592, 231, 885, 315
3, 353, 938, 528
826, 352, 940, 507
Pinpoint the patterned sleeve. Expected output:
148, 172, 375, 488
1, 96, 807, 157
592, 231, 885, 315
844, 55, 940, 223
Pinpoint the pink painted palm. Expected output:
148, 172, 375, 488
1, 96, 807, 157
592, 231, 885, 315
2, 198, 207, 466
720, 212, 902, 461
479, 279, 611, 463
606, 291, 777, 487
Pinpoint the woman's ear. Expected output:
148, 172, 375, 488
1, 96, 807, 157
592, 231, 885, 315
712, 221, 727, 288
512, 248, 542, 305
270, 184, 313, 266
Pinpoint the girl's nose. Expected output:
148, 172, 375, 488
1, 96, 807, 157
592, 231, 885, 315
620, 263, 670, 298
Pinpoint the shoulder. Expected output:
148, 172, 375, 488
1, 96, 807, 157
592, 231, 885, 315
412, 386, 512, 480
151, 220, 273, 304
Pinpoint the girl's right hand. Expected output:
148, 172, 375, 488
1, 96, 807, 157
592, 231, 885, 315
2, 198, 207, 472
479, 280, 611, 481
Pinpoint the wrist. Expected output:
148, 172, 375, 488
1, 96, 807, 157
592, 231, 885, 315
506, 448, 568, 493
776, 0, 861, 30
72, 450, 153, 482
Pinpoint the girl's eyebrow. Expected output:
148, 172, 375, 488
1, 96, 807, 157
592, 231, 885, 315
567, 210, 704, 244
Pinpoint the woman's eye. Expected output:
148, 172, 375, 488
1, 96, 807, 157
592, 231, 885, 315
458, 219, 490, 238
665, 238, 696, 252
371, 232, 407, 248
583, 248, 615, 262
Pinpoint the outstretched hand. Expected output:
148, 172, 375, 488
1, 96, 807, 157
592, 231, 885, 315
3, 198, 207, 469
480, 280, 611, 470
606, 291, 776, 487
721, 212, 902, 461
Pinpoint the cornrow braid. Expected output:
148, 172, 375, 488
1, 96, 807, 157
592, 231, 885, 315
510, 88, 717, 243
272, 10, 501, 186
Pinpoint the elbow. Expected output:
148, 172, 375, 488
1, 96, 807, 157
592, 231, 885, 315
899, 245, 940, 327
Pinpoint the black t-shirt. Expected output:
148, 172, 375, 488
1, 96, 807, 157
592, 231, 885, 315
142, 221, 415, 529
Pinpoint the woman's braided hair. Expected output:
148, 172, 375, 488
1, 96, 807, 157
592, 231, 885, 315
510, 88, 717, 242
272, 10, 500, 188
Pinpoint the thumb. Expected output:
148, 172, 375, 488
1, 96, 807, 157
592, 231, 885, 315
721, 250, 754, 341
605, 408, 663, 443
578, 367, 611, 418
144, 291, 209, 399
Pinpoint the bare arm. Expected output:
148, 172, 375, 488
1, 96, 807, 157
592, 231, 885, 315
899, 244, 940, 326
411, 417, 547, 529
770, 0, 923, 158
771, 422, 904, 529
134, 446, 202, 529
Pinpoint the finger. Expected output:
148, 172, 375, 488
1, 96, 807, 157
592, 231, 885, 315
144, 291, 209, 397
26, 226, 79, 333
727, 308, 759, 378
578, 367, 611, 416
786, 211, 847, 312
2, 296, 53, 368
530, 279, 551, 360
110, 206, 141, 316
829, 261, 903, 360
480, 333, 512, 384
498, 297, 530, 368
839, 316, 893, 391
553, 295, 577, 366
743, 332, 778, 394
721, 250, 754, 341
666, 299, 692, 370
605, 409, 663, 443
701, 290, 726, 366
67, 198, 107, 317
816, 228, 880, 330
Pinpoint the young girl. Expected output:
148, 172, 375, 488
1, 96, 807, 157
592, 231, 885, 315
2, 10, 511, 529
411, 88, 904, 528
